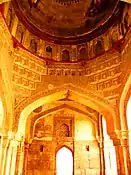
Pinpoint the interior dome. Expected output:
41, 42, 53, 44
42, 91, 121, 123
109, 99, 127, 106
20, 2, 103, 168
12, 0, 120, 44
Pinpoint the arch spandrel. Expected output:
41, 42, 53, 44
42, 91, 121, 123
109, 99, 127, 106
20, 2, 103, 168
13, 84, 117, 137
25, 103, 98, 143
0, 17, 14, 134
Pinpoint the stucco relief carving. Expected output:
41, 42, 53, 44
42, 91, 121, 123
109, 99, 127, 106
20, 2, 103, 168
12, 51, 47, 106
27, 103, 98, 142
53, 113, 74, 140
1, 7, 130, 135
10, 43, 124, 133
3, 2, 130, 61
13, 84, 116, 132
34, 118, 53, 138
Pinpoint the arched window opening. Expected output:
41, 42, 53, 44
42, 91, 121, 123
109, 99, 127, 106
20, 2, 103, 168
56, 147, 73, 175
79, 47, 87, 60
46, 46, 52, 59
59, 123, 69, 137
30, 39, 37, 53
46, 46, 52, 53
61, 49, 70, 61
95, 39, 104, 56
102, 116, 117, 175
127, 96, 131, 157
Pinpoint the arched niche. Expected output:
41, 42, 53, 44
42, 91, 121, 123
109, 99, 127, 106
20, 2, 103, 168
30, 39, 37, 53
46, 46, 52, 53
25, 103, 98, 143
79, 47, 86, 60
16, 84, 116, 139
56, 146, 73, 175
79, 47, 87, 60
75, 118, 96, 140
95, 39, 104, 56
45, 46, 52, 59
59, 123, 69, 137
61, 49, 70, 61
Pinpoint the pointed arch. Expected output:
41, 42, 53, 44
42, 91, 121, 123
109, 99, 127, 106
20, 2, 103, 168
15, 84, 116, 137
26, 103, 98, 142
61, 49, 70, 61
120, 74, 131, 131
79, 47, 87, 60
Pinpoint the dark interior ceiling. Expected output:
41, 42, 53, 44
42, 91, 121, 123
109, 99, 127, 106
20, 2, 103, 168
12, 0, 122, 44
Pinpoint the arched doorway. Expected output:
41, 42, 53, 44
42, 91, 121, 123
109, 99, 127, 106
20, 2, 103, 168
102, 116, 117, 175
56, 147, 73, 175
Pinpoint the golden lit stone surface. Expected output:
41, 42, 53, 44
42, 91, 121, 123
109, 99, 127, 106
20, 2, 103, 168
0, 1, 131, 175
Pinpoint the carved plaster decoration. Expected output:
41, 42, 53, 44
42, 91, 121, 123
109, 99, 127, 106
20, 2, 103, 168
13, 83, 117, 134
53, 110, 74, 139
26, 102, 98, 142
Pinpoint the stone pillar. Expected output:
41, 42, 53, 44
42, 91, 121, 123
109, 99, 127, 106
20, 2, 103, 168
97, 114, 105, 175
98, 139, 105, 175
0, 134, 24, 175
23, 142, 30, 175
0, 136, 10, 175
10, 140, 20, 175
15, 141, 25, 175
71, 46, 77, 62
5, 140, 13, 175
3, 139, 21, 175
111, 132, 130, 175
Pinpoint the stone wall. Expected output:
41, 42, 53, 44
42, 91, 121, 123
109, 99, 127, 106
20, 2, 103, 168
27, 108, 99, 175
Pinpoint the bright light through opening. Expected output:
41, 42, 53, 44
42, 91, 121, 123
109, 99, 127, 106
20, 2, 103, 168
102, 116, 117, 175
56, 147, 73, 175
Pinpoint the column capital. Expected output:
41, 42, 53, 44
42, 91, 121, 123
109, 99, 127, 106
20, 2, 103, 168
109, 130, 129, 147
112, 138, 129, 147
112, 138, 121, 146
109, 130, 129, 140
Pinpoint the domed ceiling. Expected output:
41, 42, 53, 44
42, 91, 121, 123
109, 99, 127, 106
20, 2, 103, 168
13, 0, 120, 44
